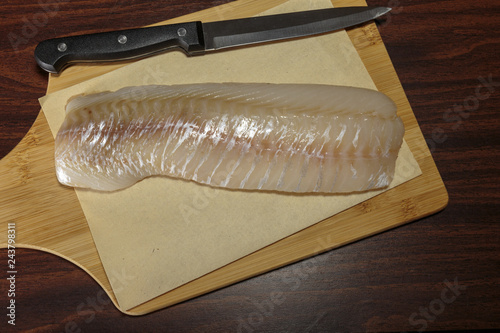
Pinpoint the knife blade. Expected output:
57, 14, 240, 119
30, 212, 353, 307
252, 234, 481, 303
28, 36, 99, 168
34, 6, 390, 74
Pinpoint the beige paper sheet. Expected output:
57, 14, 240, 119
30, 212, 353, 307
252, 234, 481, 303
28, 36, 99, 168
40, 0, 421, 310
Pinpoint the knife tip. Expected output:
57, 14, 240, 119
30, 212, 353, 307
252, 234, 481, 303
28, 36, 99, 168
377, 7, 392, 17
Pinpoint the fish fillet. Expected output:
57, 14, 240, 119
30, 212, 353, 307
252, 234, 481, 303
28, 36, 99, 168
55, 83, 405, 193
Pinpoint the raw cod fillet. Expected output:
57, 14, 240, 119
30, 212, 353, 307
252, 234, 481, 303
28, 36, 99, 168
55, 83, 405, 193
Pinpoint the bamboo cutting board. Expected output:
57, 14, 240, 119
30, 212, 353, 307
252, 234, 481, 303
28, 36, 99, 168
0, 0, 447, 315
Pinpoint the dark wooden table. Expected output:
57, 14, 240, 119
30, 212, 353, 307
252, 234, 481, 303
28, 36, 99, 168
1, 0, 498, 332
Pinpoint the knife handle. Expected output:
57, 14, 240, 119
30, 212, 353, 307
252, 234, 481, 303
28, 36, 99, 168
34, 22, 205, 74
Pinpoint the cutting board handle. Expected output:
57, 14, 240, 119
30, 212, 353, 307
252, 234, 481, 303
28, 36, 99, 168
0, 111, 119, 308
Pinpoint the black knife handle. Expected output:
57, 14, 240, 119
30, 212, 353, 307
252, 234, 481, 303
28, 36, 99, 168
34, 21, 205, 74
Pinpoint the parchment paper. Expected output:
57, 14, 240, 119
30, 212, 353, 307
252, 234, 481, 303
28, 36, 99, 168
40, 0, 421, 310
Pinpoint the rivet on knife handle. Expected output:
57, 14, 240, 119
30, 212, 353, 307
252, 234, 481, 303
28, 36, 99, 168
34, 22, 205, 74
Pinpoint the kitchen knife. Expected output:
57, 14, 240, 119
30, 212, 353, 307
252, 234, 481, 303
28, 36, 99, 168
34, 6, 391, 74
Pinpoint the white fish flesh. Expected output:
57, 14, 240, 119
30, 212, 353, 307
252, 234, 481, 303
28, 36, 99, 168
55, 83, 405, 193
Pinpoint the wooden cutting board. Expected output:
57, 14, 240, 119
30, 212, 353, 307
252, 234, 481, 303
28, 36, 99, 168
0, 0, 447, 315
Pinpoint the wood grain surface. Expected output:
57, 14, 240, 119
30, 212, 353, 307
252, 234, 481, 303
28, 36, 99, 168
0, 0, 498, 332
